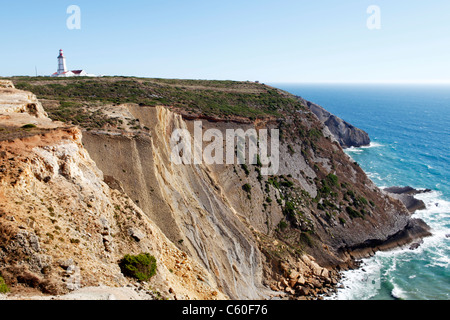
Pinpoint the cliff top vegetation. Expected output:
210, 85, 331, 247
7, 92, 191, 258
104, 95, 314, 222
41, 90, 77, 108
8, 77, 307, 124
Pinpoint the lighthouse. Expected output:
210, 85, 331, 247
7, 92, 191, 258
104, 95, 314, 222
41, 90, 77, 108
51, 49, 96, 77
57, 49, 67, 75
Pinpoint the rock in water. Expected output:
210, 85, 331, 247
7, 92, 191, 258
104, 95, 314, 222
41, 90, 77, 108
384, 186, 428, 213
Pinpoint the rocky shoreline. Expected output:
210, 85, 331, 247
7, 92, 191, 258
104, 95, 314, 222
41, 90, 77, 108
261, 184, 433, 301
282, 186, 433, 300
317, 186, 432, 299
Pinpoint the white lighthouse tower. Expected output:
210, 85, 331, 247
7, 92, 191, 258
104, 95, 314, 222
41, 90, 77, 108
51, 49, 96, 77
57, 49, 67, 75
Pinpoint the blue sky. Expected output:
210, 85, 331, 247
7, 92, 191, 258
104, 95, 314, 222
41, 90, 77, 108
1, 0, 450, 83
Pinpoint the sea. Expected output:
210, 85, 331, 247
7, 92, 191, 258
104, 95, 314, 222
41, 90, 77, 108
272, 83, 450, 300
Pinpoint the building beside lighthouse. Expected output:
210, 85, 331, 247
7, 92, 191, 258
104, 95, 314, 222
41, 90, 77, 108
51, 49, 95, 77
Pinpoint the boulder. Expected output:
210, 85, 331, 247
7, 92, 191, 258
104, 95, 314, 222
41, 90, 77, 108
298, 286, 310, 296
127, 227, 145, 242
289, 270, 300, 281
296, 275, 306, 285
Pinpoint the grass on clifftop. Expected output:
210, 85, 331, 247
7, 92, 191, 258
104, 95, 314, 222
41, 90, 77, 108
10, 77, 306, 125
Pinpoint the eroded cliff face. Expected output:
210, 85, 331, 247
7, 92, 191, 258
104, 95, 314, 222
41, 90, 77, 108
0, 87, 225, 300
83, 106, 268, 299
81, 103, 430, 299
0, 82, 47, 119
0, 82, 430, 300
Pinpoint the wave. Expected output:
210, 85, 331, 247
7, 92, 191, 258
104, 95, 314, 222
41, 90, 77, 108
390, 282, 407, 300
345, 146, 363, 154
325, 259, 382, 300
361, 142, 384, 149
346, 142, 383, 153
327, 188, 450, 300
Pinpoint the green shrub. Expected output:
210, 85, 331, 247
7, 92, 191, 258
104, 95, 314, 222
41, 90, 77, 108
319, 182, 331, 196
21, 124, 37, 129
308, 128, 322, 139
241, 164, 250, 176
256, 155, 262, 167
119, 253, 157, 281
267, 178, 280, 189
283, 201, 296, 218
278, 220, 288, 231
0, 276, 9, 293
242, 183, 252, 193
346, 206, 363, 219
359, 196, 368, 206
326, 174, 339, 187
281, 179, 294, 188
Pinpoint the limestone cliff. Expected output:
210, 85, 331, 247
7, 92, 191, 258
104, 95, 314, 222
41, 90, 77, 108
1, 78, 431, 300
0, 81, 47, 119
0, 87, 225, 300
81, 103, 430, 299
296, 96, 370, 148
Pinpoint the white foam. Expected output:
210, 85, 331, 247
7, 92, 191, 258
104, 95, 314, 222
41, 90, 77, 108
414, 191, 450, 236
326, 259, 382, 300
328, 188, 450, 300
361, 142, 384, 149
391, 283, 407, 300
346, 146, 363, 153
346, 142, 383, 154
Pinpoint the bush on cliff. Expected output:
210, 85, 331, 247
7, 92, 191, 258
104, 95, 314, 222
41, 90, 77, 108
21, 124, 37, 129
0, 276, 9, 293
242, 183, 252, 193
119, 253, 157, 281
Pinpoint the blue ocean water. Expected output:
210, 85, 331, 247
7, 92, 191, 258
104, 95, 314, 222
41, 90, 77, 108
273, 83, 450, 300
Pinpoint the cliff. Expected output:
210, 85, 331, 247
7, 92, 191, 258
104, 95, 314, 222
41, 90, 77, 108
296, 96, 370, 148
0, 77, 431, 300
0, 81, 47, 119
0, 84, 225, 300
